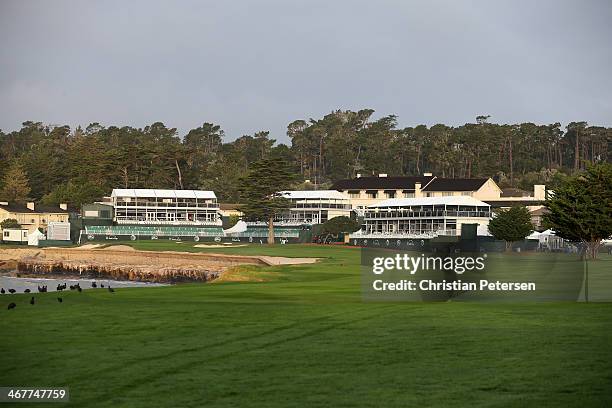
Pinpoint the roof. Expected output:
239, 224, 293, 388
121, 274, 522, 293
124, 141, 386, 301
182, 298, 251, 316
368, 196, 490, 208
485, 199, 544, 207
279, 190, 349, 200
111, 189, 217, 199
501, 188, 531, 197
332, 176, 435, 191
219, 203, 242, 211
0, 203, 69, 214
421, 178, 489, 192
529, 207, 549, 216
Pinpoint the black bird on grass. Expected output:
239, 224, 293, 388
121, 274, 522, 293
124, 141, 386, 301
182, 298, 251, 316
108, 286, 115, 293
24, 289, 31, 293
30, 297, 35, 305
1, 288, 5, 294
57, 297, 63, 303
100, 283, 105, 288
77, 286, 82, 293
8, 289, 16, 294
91, 282, 97, 288
8, 302, 16, 310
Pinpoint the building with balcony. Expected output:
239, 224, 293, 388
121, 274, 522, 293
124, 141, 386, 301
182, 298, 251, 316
272, 190, 352, 225
110, 189, 221, 225
332, 173, 502, 214
355, 196, 491, 239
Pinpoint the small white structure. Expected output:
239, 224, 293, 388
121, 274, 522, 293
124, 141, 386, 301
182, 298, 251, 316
223, 220, 248, 234
532, 229, 566, 251
2, 228, 29, 243
355, 196, 491, 239
47, 221, 71, 241
27, 229, 46, 246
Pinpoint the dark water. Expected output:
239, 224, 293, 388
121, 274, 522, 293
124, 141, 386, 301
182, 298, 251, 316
0, 276, 167, 294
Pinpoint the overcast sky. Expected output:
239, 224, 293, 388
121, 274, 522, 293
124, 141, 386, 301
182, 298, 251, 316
1, 0, 610, 142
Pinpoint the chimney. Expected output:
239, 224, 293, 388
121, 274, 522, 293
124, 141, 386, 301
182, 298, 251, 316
414, 183, 422, 197
533, 185, 546, 200
378, 173, 388, 177
59, 203, 68, 211
27, 202, 35, 211
356, 173, 362, 178
423, 172, 433, 177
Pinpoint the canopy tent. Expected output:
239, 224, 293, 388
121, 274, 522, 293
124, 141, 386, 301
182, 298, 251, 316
223, 220, 248, 235
27, 229, 46, 246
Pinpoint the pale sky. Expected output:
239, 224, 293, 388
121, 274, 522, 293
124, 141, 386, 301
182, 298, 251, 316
1, 0, 611, 142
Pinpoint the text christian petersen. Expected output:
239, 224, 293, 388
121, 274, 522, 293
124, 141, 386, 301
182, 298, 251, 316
371, 254, 536, 292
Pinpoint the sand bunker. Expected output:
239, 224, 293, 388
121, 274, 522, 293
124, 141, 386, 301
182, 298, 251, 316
258, 256, 319, 266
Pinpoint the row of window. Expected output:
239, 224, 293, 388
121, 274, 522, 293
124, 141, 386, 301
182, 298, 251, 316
348, 191, 473, 199
365, 210, 491, 219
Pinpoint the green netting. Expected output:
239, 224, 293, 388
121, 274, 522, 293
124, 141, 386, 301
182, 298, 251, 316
85, 225, 223, 237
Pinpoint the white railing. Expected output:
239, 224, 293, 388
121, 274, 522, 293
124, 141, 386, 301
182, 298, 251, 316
349, 229, 458, 239
115, 219, 222, 226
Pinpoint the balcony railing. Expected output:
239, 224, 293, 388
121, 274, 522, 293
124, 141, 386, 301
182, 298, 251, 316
365, 210, 490, 219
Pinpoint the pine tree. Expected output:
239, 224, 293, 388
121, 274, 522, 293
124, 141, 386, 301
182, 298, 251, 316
488, 206, 533, 251
544, 163, 612, 259
0, 162, 31, 203
238, 158, 297, 244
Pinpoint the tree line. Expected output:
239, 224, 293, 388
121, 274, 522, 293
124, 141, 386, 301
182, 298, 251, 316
0, 110, 610, 206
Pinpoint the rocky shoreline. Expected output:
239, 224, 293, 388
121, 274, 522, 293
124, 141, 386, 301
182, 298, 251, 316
1, 247, 270, 284
16, 259, 221, 283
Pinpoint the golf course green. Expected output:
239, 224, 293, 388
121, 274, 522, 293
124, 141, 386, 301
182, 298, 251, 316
1, 243, 611, 407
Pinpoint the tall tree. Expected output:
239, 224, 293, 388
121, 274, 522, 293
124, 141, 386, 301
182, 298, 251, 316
238, 158, 296, 244
544, 163, 612, 259
0, 162, 31, 203
488, 206, 533, 251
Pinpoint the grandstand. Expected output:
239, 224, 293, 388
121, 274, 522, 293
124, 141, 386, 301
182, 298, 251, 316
85, 225, 224, 238
269, 190, 352, 225
352, 196, 491, 241
111, 189, 221, 225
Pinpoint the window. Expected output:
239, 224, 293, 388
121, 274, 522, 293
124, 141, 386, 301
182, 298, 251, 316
366, 190, 378, 199
3, 231, 8, 237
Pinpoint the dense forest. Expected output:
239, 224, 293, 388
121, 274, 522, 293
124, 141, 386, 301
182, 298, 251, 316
0, 110, 610, 206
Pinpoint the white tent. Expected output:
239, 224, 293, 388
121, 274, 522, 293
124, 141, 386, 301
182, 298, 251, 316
27, 229, 46, 246
477, 224, 492, 236
223, 220, 248, 235
527, 231, 541, 240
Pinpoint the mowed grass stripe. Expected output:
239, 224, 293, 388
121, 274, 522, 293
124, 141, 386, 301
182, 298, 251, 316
1, 244, 611, 407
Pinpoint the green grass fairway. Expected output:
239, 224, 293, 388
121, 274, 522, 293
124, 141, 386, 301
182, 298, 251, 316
1, 243, 611, 407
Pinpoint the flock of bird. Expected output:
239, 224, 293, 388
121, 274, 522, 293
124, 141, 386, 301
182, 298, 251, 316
3, 281, 115, 310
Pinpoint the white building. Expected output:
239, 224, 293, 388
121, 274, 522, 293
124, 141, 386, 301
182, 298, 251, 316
273, 190, 352, 225
2, 228, 29, 243
356, 196, 491, 239
110, 189, 221, 225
